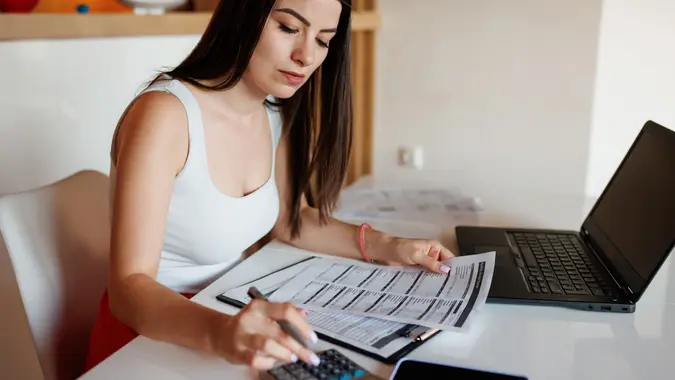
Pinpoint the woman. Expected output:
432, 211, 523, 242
85, 0, 454, 372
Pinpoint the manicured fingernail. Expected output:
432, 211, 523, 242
301, 310, 308, 317
291, 354, 298, 363
309, 353, 321, 366
440, 265, 451, 274
309, 330, 319, 343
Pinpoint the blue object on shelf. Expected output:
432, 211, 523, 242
76, 4, 89, 14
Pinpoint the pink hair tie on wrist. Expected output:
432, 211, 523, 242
358, 222, 374, 263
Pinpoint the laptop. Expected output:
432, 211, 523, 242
455, 120, 675, 313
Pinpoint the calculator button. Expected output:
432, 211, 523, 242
268, 368, 295, 380
269, 368, 287, 376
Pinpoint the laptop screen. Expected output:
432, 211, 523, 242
585, 121, 675, 298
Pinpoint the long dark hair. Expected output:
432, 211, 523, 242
161, 0, 353, 238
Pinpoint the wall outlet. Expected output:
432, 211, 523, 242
398, 146, 424, 170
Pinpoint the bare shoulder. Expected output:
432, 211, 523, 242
109, 90, 190, 282
114, 90, 189, 176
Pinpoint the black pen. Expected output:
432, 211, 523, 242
247, 286, 311, 349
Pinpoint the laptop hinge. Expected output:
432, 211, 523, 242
580, 228, 633, 297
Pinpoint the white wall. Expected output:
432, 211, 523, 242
585, 0, 675, 196
373, 0, 603, 199
0, 35, 199, 195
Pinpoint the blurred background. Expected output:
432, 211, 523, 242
1, 0, 674, 200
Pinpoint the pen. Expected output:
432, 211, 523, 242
247, 286, 311, 349
399, 325, 439, 341
414, 328, 439, 342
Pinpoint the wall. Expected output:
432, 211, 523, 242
372, 0, 675, 199
373, 0, 603, 199
0, 35, 199, 195
585, 0, 675, 196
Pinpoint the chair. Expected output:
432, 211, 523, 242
0, 170, 111, 380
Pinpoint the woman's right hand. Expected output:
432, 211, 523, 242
213, 299, 321, 370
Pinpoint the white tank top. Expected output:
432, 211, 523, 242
110, 77, 282, 293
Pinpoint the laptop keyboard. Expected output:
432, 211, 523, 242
509, 232, 616, 297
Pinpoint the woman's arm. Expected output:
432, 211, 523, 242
272, 136, 453, 273
109, 91, 224, 354
109, 93, 317, 369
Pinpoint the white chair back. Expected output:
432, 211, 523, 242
0, 170, 111, 380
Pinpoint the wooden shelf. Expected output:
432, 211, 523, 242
0, 11, 380, 41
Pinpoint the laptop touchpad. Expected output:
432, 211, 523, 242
473, 245, 512, 266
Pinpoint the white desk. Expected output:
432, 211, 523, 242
80, 190, 675, 380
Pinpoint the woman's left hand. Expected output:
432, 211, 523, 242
371, 236, 455, 274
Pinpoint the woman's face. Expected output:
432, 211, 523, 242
244, 0, 342, 99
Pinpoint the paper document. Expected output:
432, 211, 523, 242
219, 259, 430, 357
335, 188, 482, 224
269, 252, 496, 331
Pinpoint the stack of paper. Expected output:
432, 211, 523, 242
334, 187, 482, 225
218, 251, 495, 358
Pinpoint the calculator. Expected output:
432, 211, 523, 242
260, 349, 380, 380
